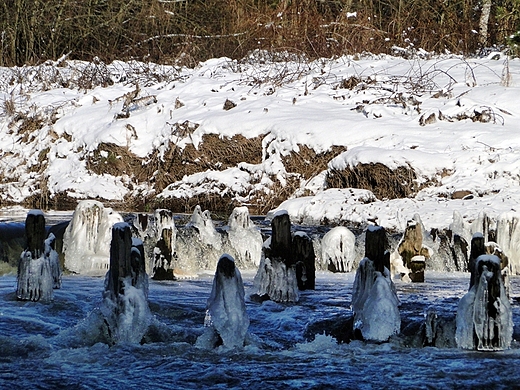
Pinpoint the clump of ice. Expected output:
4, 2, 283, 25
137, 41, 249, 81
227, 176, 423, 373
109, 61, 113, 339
187, 205, 222, 250
196, 254, 250, 349
100, 274, 151, 344
63, 200, 123, 275
225, 206, 263, 269
17, 249, 54, 302
455, 254, 513, 350
253, 250, 299, 303
352, 258, 400, 342
320, 226, 356, 272
17, 229, 61, 302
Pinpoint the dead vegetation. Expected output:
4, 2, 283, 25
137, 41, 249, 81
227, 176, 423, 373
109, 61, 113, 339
282, 145, 345, 180
2, 0, 518, 68
326, 163, 422, 200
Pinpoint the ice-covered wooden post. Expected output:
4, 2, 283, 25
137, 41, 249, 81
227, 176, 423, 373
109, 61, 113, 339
469, 233, 486, 289
270, 211, 292, 263
252, 211, 299, 302
365, 225, 390, 274
150, 209, 176, 280
398, 219, 426, 282
26, 210, 46, 259
293, 232, 315, 290
17, 210, 61, 302
456, 253, 512, 350
196, 254, 250, 349
351, 225, 400, 342
102, 222, 151, 344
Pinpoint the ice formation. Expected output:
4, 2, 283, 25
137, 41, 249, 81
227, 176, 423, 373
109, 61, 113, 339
187, 205, 222, 250
16, 210, 61, 302
320, 226, 356, 272
448, 210, 520, 274
224, 206, 263, 269
196, 254, 250, 349
351, 226, 400, 342
150, 209, 177, 279
455, 254, 513, 350
63, 200, 123, 275
352, 259, 400, 341
253, 252, 299, 303
173, 205, 223, 275
252, 211, 300, 302
100, 223, 151, 344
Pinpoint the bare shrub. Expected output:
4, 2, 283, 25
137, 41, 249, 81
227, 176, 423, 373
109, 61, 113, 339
2, 0, 518, 67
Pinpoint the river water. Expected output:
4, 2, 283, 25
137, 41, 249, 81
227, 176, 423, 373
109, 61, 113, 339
1, 269, 520, 389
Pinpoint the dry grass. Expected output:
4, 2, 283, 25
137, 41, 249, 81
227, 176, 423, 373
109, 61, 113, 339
282, 145, 344, 180
326, 162, 421, 200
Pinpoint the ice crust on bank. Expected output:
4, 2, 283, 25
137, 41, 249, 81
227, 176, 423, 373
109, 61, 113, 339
62, 200, 123, 275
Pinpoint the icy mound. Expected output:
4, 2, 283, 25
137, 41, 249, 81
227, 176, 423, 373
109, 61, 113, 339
63, 200, 123, 275
320, 226, 356, 272
225, 206, 263, 269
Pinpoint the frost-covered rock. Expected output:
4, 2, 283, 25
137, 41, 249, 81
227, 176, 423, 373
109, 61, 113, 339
196, 254, 250, 349
63, 200, 123, 275
456, 254, 513, 350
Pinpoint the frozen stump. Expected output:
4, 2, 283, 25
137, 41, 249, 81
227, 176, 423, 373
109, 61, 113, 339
456, 253, 513, 351
197, 254, 250, 349
101, 222, 151, 344
252, 211, 315, 302
351, 225, 400, 342
16, 210, 61, 302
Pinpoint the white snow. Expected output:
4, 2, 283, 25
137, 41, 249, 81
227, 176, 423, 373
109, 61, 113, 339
2, 53, 520, 262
